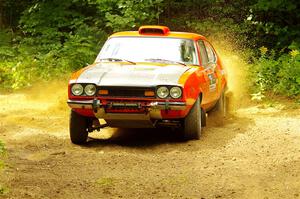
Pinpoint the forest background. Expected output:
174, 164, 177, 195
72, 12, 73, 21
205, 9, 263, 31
0, 0, 299, 97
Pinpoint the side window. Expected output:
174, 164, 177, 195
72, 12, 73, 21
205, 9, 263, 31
180, 40, 197, 64
204, 41, 216, 64
197, 40, 209, 67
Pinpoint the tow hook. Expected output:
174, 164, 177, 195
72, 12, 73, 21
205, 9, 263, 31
165, 101, 170, 110
137, 102, 142, 109
92, 99, 101, 113
88, 119, 108, 132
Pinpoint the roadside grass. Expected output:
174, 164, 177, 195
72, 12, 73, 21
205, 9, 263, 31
95, 177, 115, 187
251, 93, 300, 110
0, 186, 9, 195
0, 160, 4, 170
0, 141, 5, 154
0, 140, 9, 196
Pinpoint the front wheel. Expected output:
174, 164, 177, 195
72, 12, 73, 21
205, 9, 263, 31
180, 97, 202, 140
69, 110, 89, 145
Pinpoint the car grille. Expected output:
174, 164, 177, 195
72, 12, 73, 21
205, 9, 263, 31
97, 86, 155, 98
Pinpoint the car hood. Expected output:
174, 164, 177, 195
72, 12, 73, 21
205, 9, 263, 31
75, 63, 191, 87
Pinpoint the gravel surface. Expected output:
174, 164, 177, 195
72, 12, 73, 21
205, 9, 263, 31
0, 90, 299, 199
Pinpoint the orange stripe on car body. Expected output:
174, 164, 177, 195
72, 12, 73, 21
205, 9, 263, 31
70, 64, 95, 81
178, 67, 198, 85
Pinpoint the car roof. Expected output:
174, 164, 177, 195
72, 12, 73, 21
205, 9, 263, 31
109, 26, 207, 40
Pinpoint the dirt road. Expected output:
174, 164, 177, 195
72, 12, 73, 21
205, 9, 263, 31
0, 84, 300, 199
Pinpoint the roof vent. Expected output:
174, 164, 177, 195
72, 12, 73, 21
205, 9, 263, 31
138, 25, 170, 36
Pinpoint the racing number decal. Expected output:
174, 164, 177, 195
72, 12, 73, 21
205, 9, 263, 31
208, 73, 217, 92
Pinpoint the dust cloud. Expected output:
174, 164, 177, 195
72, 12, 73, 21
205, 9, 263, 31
11, 79, 69, 115
213, 39, 251, 112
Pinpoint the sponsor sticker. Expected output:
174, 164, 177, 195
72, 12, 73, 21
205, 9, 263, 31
208, 73, 217, 92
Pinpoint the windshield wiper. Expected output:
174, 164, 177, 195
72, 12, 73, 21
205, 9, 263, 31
98, 58, 136, 65
144, 58, 186, 66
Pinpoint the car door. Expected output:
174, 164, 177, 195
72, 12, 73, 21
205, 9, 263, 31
203, 41, 223, 102
197, 40, 219, 106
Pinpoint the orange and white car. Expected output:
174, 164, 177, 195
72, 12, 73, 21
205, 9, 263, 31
67, 25, 227, 144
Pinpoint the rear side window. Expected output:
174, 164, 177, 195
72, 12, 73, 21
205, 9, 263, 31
204, 41, 217, 64
197, 40, 208, 66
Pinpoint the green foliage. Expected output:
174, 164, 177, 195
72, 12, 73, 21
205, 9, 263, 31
0, 182, 9, 196
0, 140, 5, 179
0, 30, 16, 88
248, 0, 300, 51
0, 186, 9, 195
0, 0, 299, 97
1, 0, 108, 89
0, 141, 5, 155
102, 0, 163, 32
250, 48, 300, 97
0, 140, 7, 196
0, 0, 164, 90
0, 30, 15, 59
276, 52, 300, 96
95, 177, 115, 187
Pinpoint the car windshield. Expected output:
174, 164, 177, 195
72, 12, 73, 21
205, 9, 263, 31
96, 37, 198, 65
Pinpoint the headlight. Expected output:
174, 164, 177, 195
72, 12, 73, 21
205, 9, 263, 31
71, 84, 83, 96
170, 87, 182, 99
84, 84, 96, 96
157, 86, 169, 98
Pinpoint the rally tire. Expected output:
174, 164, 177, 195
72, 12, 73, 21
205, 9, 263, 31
182, 97, 202, 140
201, 108, 206, 127
69, 110, 89, 145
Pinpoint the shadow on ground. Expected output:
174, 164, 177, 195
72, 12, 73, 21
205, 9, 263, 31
84, 114, 254, 150
87, 127, 181, 147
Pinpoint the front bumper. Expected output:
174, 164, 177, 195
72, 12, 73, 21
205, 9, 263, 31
67, 99, 186, 110
67, 99, 186, 121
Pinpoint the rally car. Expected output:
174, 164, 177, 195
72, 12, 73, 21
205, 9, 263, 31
67, 25, 227, 144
